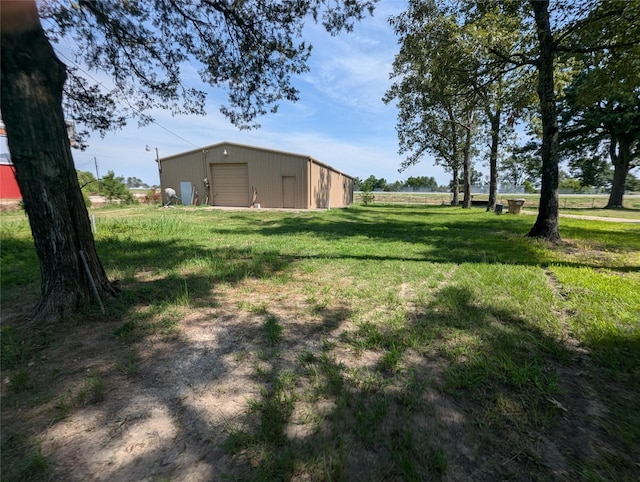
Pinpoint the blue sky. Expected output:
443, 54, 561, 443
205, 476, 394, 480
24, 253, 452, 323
63, 0, 451, 187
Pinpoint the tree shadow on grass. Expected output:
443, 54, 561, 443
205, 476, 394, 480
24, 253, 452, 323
227, 287, 634, 480
218, 205, 638, 271
0, 238, 298, 481
3, 262, 637, 480
558, 223, 640, 251
2, 205, 637, 480
75, 282, 634, 480
202, 282, 637, 480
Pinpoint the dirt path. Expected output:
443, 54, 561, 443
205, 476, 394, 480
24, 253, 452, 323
3, 280, 635, 481
521, 209, 640, 223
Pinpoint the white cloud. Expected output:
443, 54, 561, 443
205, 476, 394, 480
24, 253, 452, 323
299, 5, 400, 114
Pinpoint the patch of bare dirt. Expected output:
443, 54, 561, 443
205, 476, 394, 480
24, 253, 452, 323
2, 273, 637, 481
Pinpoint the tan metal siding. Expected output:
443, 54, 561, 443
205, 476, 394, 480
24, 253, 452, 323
331, 172, 352, 207
343, 175, 354, 205
211, 163, 249, 206
199, 143, 306, 208
309, 160, 353, 208
248, 153, 307, 208
159, 142, 352, 209
310, 162, 330, 208
159, 150, 209, 204
282, 176, 296, 208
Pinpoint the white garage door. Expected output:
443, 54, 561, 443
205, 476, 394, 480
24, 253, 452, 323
211, 163, 249, 206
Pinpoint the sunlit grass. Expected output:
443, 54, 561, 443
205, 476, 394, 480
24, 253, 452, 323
1, 203, 639, 480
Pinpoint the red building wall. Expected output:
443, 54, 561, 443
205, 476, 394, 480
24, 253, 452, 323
0, 164, 22, 199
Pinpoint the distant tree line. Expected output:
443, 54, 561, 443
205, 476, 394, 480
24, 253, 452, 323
354, 175, 443, 192
77, 170, 157, 205
355, 168, 509, 193
125, 177, 150, 189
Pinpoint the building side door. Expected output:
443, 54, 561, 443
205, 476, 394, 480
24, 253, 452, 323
211, 163, 249, 206
282, 176, 295, 208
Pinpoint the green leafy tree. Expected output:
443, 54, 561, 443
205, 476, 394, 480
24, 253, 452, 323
1, 0, 377, 324
386, 1, 481, 207
77, 170, 98, 192
559, 39, 640, 207
456, 2, 536, 211
360, 176, 373, 191
385, 180, 404, 192
386, 0, 532, 209
559, 177, 584, 194
425, 176, 439, 190
501, 142, 542, 186
405, 176, 438, 191
567, 154, 611, 190
501, 156, 527, 186
100, 171, 134, 204
466, 0, 638, 240
526, 0, 639, 237
76, 170, 97, 207
470, 168, 484, 186
625, 172, 640, 192
523, 180, 536, 194
125, 177, 149, 189
360, 175, 387, 191
357, 176, 376, 204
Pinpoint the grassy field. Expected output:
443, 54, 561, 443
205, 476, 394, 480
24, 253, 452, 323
1, 204, 639, 481
355, 192, 640, 219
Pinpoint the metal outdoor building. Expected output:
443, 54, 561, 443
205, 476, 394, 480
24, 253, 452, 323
159, 142, 354, 209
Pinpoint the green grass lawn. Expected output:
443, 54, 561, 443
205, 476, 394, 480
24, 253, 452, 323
356, 191, 640, 217
1, 204, 639, 480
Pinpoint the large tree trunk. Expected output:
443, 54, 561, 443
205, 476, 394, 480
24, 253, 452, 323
1, 0, 117, 324
486, 111, 500, 212
462, 118, 472, 209
447, 106, 461, 207
527, 0, 560, 242
605, 135, 632, 209
451, 168, 460, 206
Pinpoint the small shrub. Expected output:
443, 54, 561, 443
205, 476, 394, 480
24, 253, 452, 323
361, 190, 375, 205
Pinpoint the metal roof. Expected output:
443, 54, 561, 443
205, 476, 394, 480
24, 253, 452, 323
160, 141, 354, 180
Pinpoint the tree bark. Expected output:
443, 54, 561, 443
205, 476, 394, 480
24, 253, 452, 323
527, 0, 560, 242
462, 116, 472, 209
451, 168, 460, 206
1, 0, 117, 324
605, 135, 632, 208
486, 111, 500, 211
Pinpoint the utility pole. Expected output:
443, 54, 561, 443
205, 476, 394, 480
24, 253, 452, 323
94, 156, 101, 190
146, 145, 161, 187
